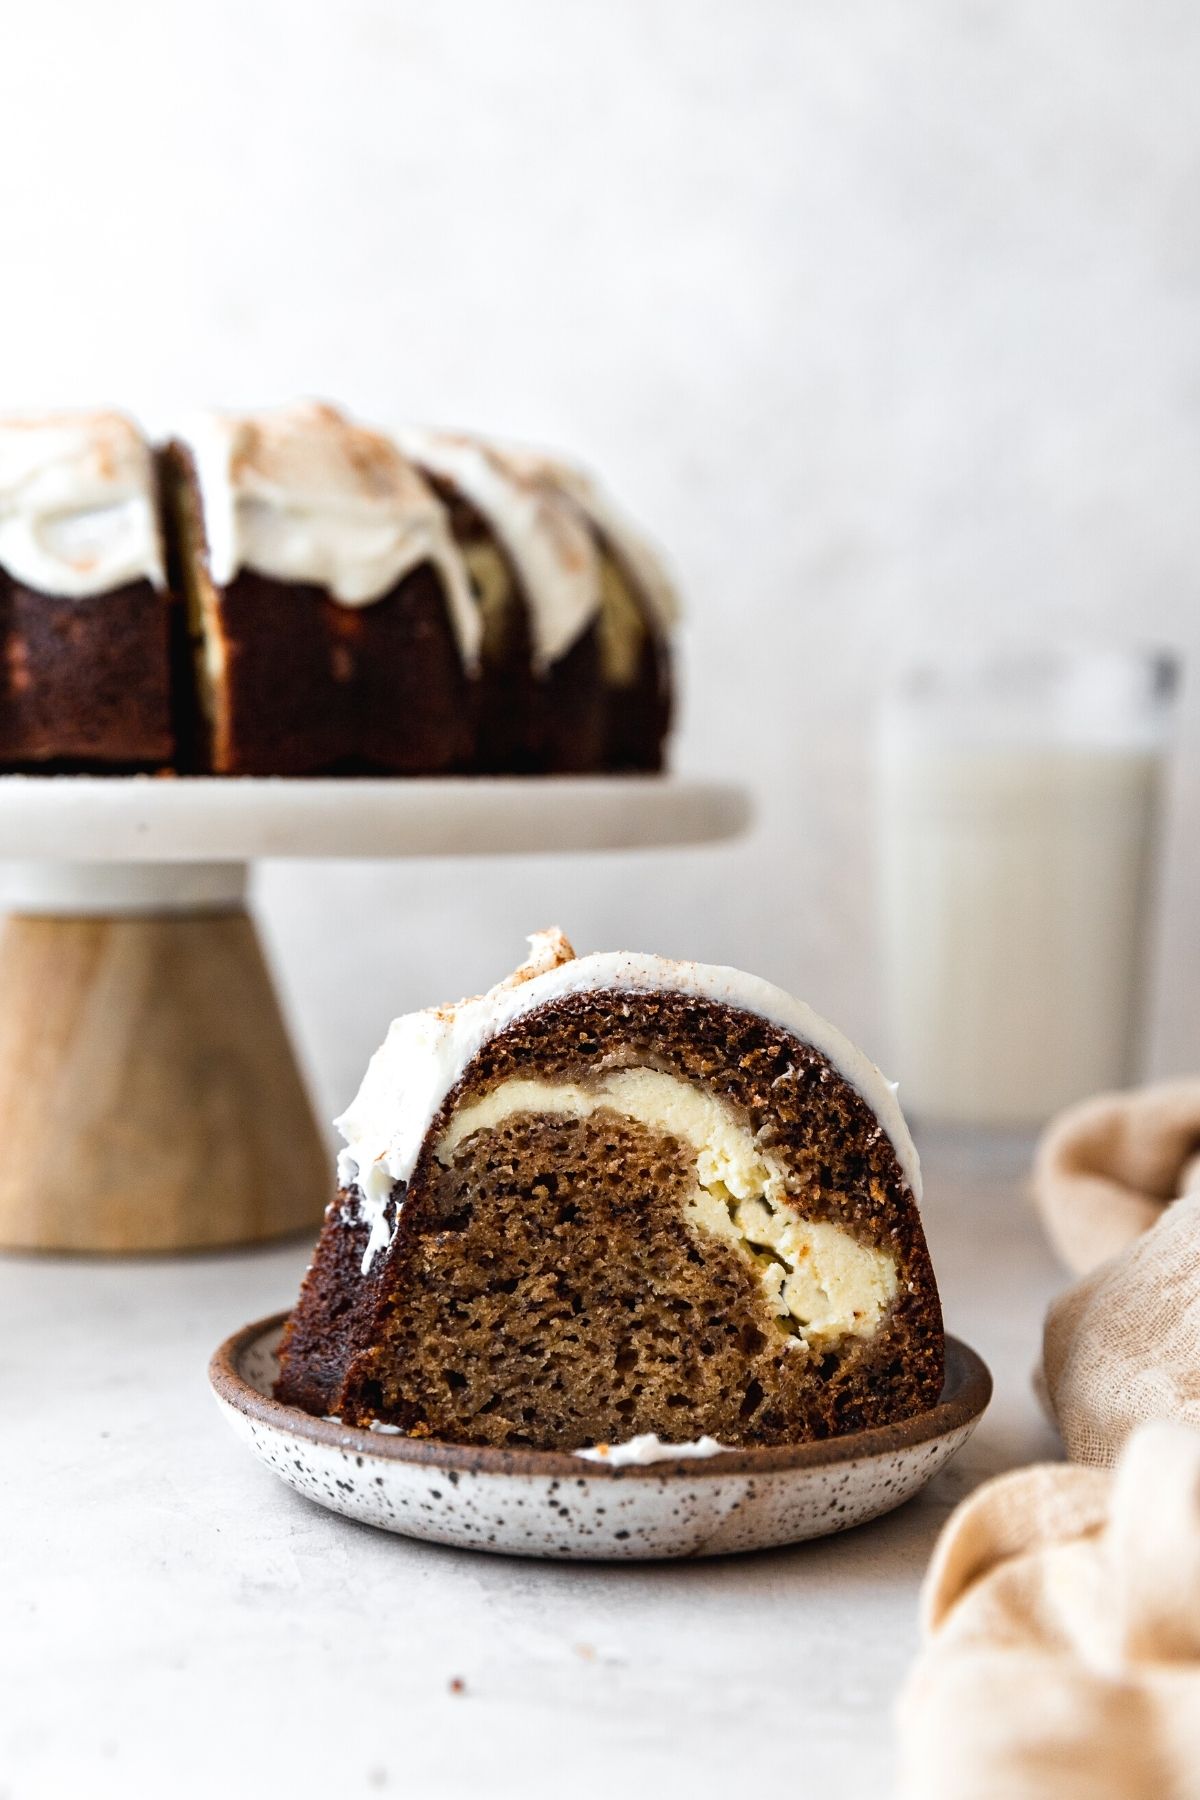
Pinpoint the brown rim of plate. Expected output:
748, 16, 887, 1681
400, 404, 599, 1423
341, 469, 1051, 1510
209, 1312, 992, 1480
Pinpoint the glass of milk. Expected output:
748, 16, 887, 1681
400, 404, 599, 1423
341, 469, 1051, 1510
877, 647, 1179, 1127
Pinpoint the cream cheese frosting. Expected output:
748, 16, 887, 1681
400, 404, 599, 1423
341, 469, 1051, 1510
183, 402, 481, 666
0, 411, 164, 597
336, 928, 921, 1272
397, 428, 601, 671
508, 447, 680, 639
574, 1435, 730, 1465
437, 1069, 899, 1348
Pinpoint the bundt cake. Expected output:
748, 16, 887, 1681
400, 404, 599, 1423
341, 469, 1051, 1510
0, 401, 677, 777
275, 930, 944, 1452
0, 411, 173, 771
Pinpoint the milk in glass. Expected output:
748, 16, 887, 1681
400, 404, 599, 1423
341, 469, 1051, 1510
877, 650, 1176, 1125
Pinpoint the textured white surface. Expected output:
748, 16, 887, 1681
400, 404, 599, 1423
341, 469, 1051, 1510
0, 1132, 1061, 1798
0, 0, 1197, 1120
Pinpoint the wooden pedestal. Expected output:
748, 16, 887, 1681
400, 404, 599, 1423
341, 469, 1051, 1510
0, 774, 750, 1254
0, 909, 331, 1252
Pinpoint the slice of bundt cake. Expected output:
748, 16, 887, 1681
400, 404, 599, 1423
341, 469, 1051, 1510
0, 411, 173, 770
276, 930, 943, 1452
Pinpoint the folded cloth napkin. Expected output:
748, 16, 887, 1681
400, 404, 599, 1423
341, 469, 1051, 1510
1033, 1078, 1200, 1277
1041, 1187, 1200, 1466
1033, 1079, 1200, 1467
897, 1421, 1200, 1800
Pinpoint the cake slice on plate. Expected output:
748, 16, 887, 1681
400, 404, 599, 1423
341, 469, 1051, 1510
0, 411, 172, 770
276, 930, 943, 1452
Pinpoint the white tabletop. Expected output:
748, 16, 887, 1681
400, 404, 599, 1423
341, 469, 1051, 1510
1, 1130, 1063, 1800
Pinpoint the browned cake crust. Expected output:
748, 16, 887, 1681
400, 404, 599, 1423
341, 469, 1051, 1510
536, 627, 607, 772
0, 569, 173, 771
590, 528, 672, 773
605, 628, 671, 772
276, 992, 943, 1450
161, 443, 477, 776
423, 476, 607, 774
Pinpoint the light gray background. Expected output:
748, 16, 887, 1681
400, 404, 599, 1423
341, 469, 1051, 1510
2, 0, 1198, 1126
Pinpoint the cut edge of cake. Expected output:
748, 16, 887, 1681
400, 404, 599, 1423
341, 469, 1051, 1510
275, 930, 943, 1454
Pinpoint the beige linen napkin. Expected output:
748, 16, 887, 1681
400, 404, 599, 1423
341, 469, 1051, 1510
1042, 1187, 1200, 1466
1033, 1079, 1200, 1467
1033, 1078, 1200, 1277
897, 1421, 1200, 1800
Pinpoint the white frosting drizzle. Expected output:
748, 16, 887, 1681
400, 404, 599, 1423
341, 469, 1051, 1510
183, 402, 481, 667
336, 928, 921, 1273
397, 429, 601, 671
510, 448, 681, 637
574, 1435, 730, 1465
0, 411, 164, 597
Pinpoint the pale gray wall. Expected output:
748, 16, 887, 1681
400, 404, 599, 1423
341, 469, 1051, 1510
3, 0, 1198, 1128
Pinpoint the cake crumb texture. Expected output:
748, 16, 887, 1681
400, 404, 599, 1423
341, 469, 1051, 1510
277, 990, 943, 1450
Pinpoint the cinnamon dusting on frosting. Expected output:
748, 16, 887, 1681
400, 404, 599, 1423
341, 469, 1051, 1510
0, 410, 164, 597
334, 931, 921, 1275
500, 926, 577, 988
397, 429, 603, 670
181, 401, 482, 665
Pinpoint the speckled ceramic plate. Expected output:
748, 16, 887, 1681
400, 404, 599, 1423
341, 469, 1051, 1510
210, 1315, 991, 1560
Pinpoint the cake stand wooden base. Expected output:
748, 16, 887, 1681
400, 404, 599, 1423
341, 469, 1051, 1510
0, 775, 750, 1254
0, 903, 330, 1253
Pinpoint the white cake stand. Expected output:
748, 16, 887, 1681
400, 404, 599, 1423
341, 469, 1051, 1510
0, 775, 750, 1254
